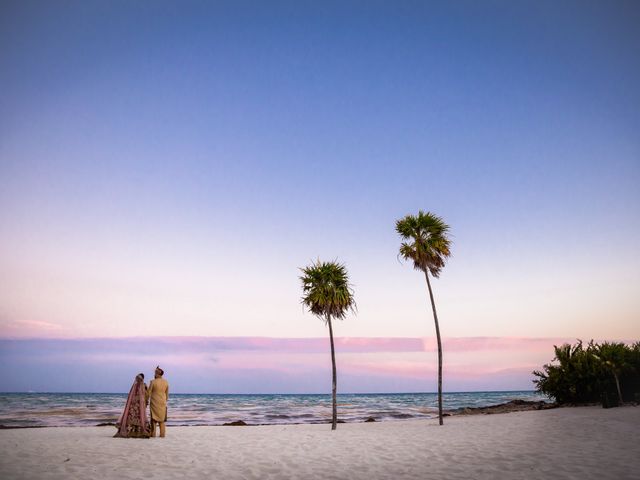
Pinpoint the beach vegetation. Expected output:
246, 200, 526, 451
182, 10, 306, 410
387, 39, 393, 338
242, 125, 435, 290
396, 211, 452, 425
300, 260, 356, 430
533, 340, 640, 405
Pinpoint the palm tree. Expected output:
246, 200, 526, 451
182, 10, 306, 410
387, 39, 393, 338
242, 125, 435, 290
593, 342, 628, 406
300, 260, 356, 430
396, 211, 451, 425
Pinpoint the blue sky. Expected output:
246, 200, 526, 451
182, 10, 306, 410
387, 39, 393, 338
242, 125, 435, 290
0, 1, 639, 391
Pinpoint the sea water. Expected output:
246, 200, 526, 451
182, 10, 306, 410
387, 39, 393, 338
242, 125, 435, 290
0, 391, 549, 427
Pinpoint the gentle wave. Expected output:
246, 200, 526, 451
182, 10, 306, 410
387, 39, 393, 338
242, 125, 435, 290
0, 391, 549, 427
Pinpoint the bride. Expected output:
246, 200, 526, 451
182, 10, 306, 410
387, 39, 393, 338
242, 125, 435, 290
114, 373, 150, 438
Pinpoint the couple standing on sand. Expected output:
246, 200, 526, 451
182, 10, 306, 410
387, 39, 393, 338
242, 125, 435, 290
114, 366, 170, 439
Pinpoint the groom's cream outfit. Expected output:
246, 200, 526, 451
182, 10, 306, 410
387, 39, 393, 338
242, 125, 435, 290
147, 367, 169, 437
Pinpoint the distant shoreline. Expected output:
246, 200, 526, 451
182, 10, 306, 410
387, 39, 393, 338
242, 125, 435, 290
0, 398, 558, 429
0, 389, 541, 395
0, 391, 552, 428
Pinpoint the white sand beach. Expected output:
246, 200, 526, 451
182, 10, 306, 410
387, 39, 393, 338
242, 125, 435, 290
1, 406, 638, 480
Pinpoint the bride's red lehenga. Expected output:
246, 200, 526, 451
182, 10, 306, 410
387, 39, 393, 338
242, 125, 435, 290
114, 375, 150, 438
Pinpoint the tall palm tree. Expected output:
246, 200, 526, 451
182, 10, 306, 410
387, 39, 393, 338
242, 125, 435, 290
396, 211, 451, 425
300, 260, 356, 430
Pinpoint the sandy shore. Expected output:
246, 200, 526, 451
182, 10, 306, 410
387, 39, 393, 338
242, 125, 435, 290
1, 406, 638, 480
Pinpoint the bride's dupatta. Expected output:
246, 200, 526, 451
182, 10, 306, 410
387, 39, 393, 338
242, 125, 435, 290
114, 375, 150, 438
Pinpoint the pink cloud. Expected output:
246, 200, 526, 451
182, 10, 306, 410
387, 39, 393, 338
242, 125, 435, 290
433, 336, 575, 353
1, 335, 606, 392
0, 319, 68, 338
39, 335, 575, 354
343, 359, 434, 379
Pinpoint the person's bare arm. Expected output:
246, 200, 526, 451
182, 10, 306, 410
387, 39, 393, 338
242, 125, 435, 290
146, 381, 153, 404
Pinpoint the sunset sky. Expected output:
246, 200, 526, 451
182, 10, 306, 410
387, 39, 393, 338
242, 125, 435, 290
1, 1, 638, 392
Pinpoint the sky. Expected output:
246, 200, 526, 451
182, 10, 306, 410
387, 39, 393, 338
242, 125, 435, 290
0, 336, 577, 393
0, 1, 638, 392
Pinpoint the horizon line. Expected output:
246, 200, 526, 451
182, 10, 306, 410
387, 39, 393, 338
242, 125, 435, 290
0, 389, 540, 395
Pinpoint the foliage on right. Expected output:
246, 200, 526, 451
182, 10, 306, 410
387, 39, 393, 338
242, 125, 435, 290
533, 340, 640, 405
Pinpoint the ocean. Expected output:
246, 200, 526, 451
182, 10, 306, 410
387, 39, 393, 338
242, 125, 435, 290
0, 391, 549, 428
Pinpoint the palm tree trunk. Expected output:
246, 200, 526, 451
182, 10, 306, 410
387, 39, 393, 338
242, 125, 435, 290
613, 372, 623, 405
327, 314, 338, 430
424, 271, 443, 425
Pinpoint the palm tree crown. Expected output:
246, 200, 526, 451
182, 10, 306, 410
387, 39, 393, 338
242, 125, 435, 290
300, 260, 356, 321
396, 210, 452, 277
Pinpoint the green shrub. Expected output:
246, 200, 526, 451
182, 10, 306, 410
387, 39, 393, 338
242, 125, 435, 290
533, 340, 640, 405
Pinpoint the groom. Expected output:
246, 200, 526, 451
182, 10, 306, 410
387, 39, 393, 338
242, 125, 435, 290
147, 366, 169, 438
